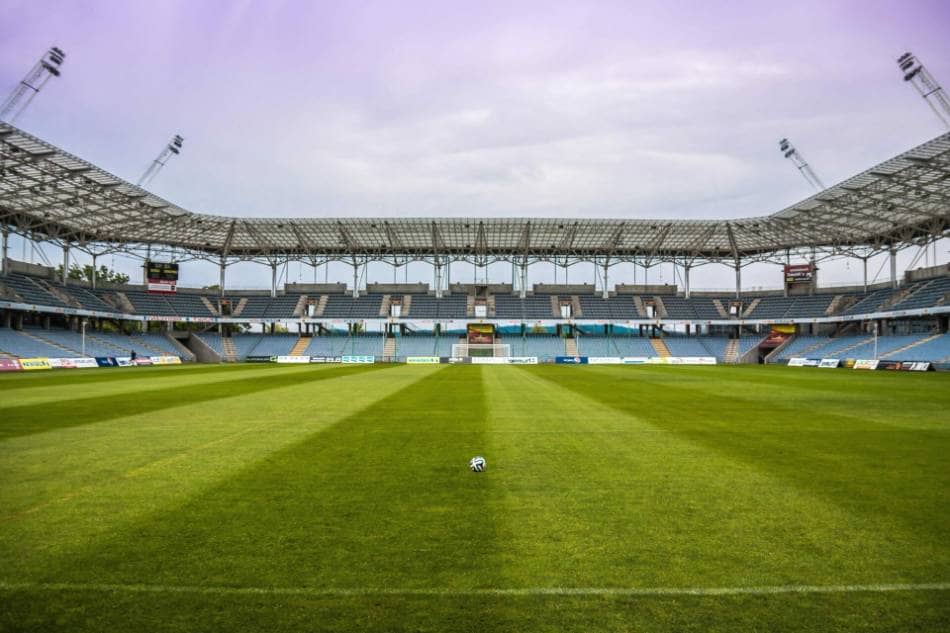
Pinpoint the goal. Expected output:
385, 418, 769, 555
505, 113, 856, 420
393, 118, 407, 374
451, 343, 511, 358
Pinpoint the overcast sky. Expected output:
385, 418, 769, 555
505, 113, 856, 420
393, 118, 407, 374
1, 0, 948, 290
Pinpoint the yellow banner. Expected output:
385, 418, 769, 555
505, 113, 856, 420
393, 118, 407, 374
771, 325, 796, 334
19, 357, 52, 371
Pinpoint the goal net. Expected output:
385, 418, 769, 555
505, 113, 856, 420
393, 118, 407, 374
451, 343, 511, 358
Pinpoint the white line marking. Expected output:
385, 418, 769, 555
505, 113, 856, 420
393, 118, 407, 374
0, 581, 947, 598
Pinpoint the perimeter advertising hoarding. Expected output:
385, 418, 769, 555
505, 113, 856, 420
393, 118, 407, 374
819, 358, 840, 368
95, 357, 118, 367
622, 357, 650, 364
0, 358, 22, 371
853, 359, 880, 370
309, 356, 343, 364
341, 355, 375, 364
245, 356, 273, 363
877, 360, 932, 371
471, 357, 538, 365
787, 358, 808, 366
276, 355, 310, 364
19, 358, 51, 371
588, 357, 622, 364
49, 358, 98, 369
406, 356, 441, 364
149, 356, 182, 365
556, 356, 588, 364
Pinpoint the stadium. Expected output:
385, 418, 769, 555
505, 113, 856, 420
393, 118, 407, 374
1, 3, 949, 632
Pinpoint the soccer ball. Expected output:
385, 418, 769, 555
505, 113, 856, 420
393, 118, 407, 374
469, 456, 486, 472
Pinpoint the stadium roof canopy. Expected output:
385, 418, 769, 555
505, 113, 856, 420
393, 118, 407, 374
1, 122, 948, 268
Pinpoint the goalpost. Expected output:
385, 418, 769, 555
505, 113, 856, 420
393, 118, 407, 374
451, 342, 511, 358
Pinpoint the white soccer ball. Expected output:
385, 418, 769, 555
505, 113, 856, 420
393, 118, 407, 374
469, 456, 486, 472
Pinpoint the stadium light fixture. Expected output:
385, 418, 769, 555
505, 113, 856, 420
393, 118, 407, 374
137, 134, 185, 187
897, 52, 950, 130
0, 46, 66, 123
778, 138, 825, 192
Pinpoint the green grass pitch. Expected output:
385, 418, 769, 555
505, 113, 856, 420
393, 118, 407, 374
0, 363, 948, 632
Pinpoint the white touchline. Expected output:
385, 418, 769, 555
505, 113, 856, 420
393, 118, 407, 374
0, 581, 948, 597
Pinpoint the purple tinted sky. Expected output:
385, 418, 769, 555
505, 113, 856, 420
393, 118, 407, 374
1, 0, 948, 288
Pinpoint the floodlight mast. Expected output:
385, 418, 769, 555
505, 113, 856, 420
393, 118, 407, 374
137, 134, 184, 187
0, 46, 66, 124
779, 138, 825, 191
897, 52, 950, 130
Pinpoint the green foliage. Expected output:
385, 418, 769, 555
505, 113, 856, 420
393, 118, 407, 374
54, 263, 129, 285
0, 364, 948, 631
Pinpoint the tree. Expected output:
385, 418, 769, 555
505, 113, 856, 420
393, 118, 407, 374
54, 263, 130, 285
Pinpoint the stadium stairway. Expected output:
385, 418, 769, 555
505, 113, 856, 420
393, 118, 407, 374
222, 338, 238, 362
383, 337, 396, 357
401, 294, 412, 316
378, 295, 391, 317
742, 298, 760, 317
200, 296, 219, 315
713, 298, 729, 318
565, 337, 579, 356
113, 292, 136, 313
290, 337, 310, 356
633, 296, 647, 317
232, 298, 248, 317
650, 338, 670, 358
315, 295, 329, 316
724, 339, 739, 363
883, 332, 942, 359
653, 296, 668, 318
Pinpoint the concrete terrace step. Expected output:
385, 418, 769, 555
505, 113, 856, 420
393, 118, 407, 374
649, 338, 670, 358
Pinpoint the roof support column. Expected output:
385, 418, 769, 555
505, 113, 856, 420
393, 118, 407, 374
734, 260, 741, 299
143, 245, 151, 284
219, 258, 226, 298
520, 260, 528, 299
352, 259, 359, 298
862, 256, 868, 293
62, 244, 69, 286
889, 247, 898, 289
1, 228, 8, 277
91, 253, 97, 289
683, 264, 691, 299
602, 259, 609, 300
270, 261, 278, 299
434, 258, 443, 299
810, 247, 817, 296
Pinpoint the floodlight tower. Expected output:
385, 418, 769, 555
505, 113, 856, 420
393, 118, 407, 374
897, 52, 950, 130
137, 134, 184, 187
0, 46, 66, 123
779, 138, 825, 192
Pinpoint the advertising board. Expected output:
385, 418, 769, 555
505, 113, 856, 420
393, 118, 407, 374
406, 356, 441, 364
853, 359, 880, 370
341, 355, 375, 364
818, 358, 840, 368
276, 355, 311, 364
0, 358, 22, 371
19, 357, 51, 371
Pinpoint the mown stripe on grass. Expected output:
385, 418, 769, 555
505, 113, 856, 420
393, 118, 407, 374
0, 366, 444, 578
36, 365, 507, 591
0, 580, 946, 597
0, 362, 270, 391
0, 364, 396, 440
527, 365, 950, 545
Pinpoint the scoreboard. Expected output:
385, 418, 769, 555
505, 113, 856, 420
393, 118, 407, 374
467, 323, 495, 345
147, 262, 179, 281
146, 261, 179, 294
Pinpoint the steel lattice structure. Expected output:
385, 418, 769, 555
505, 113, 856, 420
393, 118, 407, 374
1, 123, 948, 280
